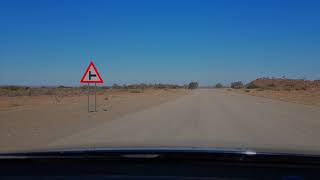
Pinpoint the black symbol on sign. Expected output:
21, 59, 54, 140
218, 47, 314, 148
89, 71, 96, 80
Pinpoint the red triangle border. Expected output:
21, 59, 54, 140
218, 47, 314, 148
80, 61, 104, 83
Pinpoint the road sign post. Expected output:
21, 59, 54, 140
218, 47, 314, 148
88, 83, 89, 112
95, 83, 97, 112
80, 61, 104, 112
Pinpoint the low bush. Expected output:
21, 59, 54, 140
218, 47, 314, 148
246, 82, 259, 89
215, 83, 223, 88
231, 81, 244, 89
129, 89, 144, 93
188, 82, 199, 89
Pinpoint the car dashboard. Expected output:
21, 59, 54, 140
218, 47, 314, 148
0, 148, 319, 180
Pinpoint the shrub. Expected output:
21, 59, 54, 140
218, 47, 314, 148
2, 86, 24, 91
215, 83, 223, 88
129, 89, 143, 93
188, 82, 199, 89
246, 82, 259, 89
231, 81, 244, 89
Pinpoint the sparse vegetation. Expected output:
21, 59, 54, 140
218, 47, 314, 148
188, 82, 199, 89
129, 89, 144, 93
229, 77, 320, 107
0, 83, 188, 97
215, 83, 223, 88
246, 82, 259, 89
109, 83, 187, 90
0, 86, 82, 97
231, 81, 244, 89
112, 84, 122, 89
1, 86, 28, 91
245, 78, 320, 91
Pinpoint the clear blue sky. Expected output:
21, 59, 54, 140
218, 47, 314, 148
0, 0, 319, 86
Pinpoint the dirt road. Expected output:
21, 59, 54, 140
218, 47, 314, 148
1, 89, 320, 154
47, 89, 320, 155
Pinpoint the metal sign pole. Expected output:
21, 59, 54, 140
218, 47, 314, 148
95, 83, 97, 112
88, 83, 90, 112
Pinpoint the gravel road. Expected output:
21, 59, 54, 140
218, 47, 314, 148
48, 89, 320, 155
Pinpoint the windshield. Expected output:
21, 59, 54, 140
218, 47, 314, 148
0, 0, 319, 155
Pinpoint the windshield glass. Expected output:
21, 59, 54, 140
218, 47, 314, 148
0, 0, 320, 155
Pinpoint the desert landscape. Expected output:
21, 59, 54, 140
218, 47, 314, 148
217, 78, 320, 107
1, 79, 320, 154
0, 84, 191, 152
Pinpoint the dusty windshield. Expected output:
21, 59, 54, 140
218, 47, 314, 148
0, 0, 320, 155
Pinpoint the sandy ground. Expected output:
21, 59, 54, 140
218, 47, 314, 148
223, 88, 320, 107
0, 89, 190, 152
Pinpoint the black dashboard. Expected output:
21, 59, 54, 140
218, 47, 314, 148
0, 148, 319, 179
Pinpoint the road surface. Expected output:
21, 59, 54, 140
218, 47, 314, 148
48, 89, 320, 154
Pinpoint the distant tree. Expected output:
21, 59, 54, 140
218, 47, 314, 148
231, 81, 244, 89
215, 83, 223, 88
188, 82, 199, 89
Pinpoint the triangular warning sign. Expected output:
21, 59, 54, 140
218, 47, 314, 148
80, 61, 104, 83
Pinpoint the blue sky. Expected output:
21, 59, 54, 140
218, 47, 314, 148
0, 0, 319, 86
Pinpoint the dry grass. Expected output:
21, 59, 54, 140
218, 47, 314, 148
0, 84, 188, 97
0, 86, 85, 97
0, 86, 189, 110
